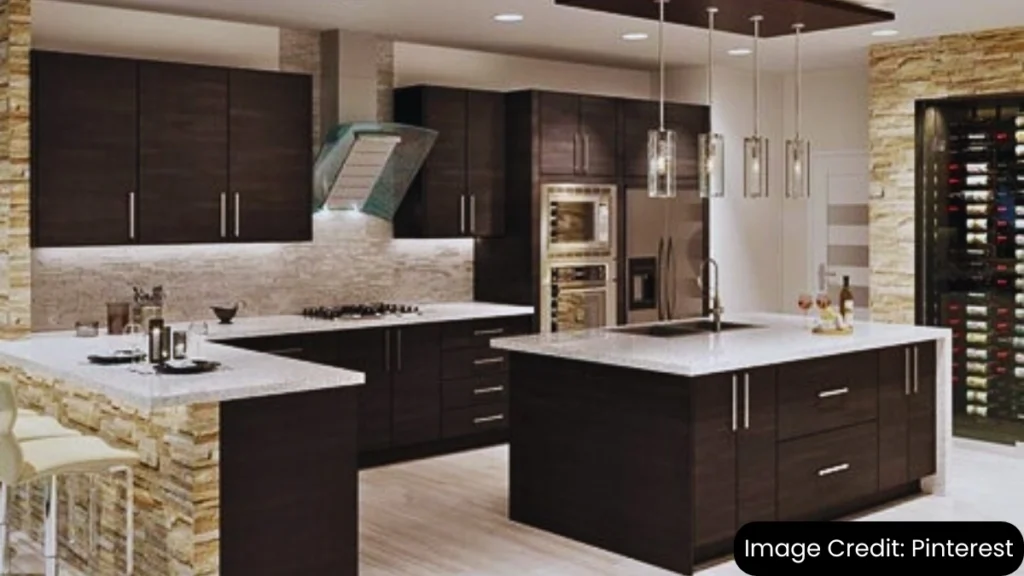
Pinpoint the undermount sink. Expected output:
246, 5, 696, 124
611, 320, 761, 338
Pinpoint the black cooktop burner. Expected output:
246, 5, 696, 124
300, 303, 420, 320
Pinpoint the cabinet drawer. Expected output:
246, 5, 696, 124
442, 348, 509, 380
443, 373, 509, 410
777, 422, 879, 521
777, 352, 878, 440
442, 404, 508, 439
441, 315, 531, 350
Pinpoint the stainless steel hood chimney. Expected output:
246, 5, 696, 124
313, 122, 437, 220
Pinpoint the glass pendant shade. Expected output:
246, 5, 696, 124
648, 128, 677, 198
698, 132, 725, 198
743, 135, 769, 198
785, 137, 810, 199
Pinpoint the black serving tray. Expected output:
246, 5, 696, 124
153, 359, 221, 375
87, 350, 146, 365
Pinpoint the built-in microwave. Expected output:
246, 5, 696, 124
541, 184, 616, 259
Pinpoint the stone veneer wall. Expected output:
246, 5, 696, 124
868, 26, 1024, 322
0, 0, 31, 337
7, 364, 219, 574
30, 28, 474, 332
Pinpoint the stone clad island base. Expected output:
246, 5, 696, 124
497, 315, 949, 575
4, 365, 358, 576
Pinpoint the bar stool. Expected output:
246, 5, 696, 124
0, 385, 138, 576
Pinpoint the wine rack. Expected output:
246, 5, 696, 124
919, 97, 1024, 444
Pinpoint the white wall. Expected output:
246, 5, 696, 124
395, 43, 655, 99
668, 65, 786, 313
779, 66, 870, 305
33, 0, 280, 70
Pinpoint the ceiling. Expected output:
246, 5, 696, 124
59, 0, 1024, 71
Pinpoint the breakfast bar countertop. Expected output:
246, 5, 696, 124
491, 312, 951, 377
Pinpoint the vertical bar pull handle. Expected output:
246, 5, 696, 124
913, 346, 919, 394
469, 194, 476, 234
459, 195, 466, 234
234, 193, 240, 237
220, 193, 227, 238
904, 347, 911, 396
128, 192, 136, 239
743, 372, 750, 429
731, 374, 738, 432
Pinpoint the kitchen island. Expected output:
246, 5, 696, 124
492, 313, 951, 575
0, 332, 365, 576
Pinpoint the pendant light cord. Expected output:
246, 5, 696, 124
753, 16, 761, 137
658, 0, 665, 131
707, 8, 715, 107
795, 24, 802, 139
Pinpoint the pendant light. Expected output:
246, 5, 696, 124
785, 23, 810, 199
698, 7, 725, 199
743, 15, 769, 198
648, 0, 677, 198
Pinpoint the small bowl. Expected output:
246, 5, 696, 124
212, 306, 238, 324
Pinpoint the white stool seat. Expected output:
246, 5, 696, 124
13, 416, 80, 441
17, 436, 139, 483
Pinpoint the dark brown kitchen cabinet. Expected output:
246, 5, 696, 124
31, 51, 138, 247
393, 86, 505, 238
692, 367, 776, 551
620, 99, 708, 181
389, 324, 442, 446
879, 342, 937, 490
539, 92, 617, 178
31, 50, 312, 247
139, 61, 229, 244
228, 69, 313, 242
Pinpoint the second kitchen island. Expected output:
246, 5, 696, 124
492, 313, 951, 575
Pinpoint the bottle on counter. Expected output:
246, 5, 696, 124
839, 276, 855, 326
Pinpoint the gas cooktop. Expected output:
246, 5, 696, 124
300, 303, 420, 320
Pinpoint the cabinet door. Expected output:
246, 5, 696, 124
578, 96, 617, 177
737, 367, 776, 527
391, 324, 442, 446
908, 342, 937, 480
335, 329, 391, 452
539, 92, 579, 176
692, 373, 736, 548
421, 87, 467, 237
32, 52, 138, 247
666, 103, 705, 185
620, 100, 659, 179
877, 346, 910, 489
229, 69, 312, 242
139, 62, 228, 244
467, 90, 505, 237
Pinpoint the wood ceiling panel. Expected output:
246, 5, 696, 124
554, 0, 895, 37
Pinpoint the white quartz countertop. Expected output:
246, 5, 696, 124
491, 313, 951, 377
0, 302, 533, 410
202, 302, 534, 341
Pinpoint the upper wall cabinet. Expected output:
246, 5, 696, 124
30, 50, 313, 248
31, 51, 139, 247
620, 99, 708, 183
393, 85, 505, 239
538, 92, 617, 178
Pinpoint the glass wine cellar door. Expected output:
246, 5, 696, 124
917, 95, 1024, 445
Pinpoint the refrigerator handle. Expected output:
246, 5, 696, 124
657, 237, 665, 321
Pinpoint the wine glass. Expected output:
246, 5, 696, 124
187, 321, 209, 359
797, 293, 813, 328
815, 292, 832, 311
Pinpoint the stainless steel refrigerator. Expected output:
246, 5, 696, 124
624, 187, 706, 324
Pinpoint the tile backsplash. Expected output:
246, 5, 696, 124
31, 214, 474, 331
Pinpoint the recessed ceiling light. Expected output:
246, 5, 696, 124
494, 13, 524, 22
622, 32, 649, 41
871, 29, 898, 37
727, 48, 752, 56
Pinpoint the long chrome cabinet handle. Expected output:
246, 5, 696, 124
474, 386, 505, 395
473, 328, 505, 337
818, 463, 850, 477
474, 356, 505, 366
904, 348, 911, 395
573, 133, 581, 173
731, 374, 738, 432
266, 347, 304, 356
220, 193, 227, 238
583, 133, 590, 173
234, 193, 240, 237
743, 373, 750, 429
817, 387, 849, 399
459, 194, 466, 234
473, 414, 504, 425
469, 194, 476, 234
913, 346, 919, 394
383, 330, 390, 372
656, 238, 665, 320
128, 192, 136, 239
